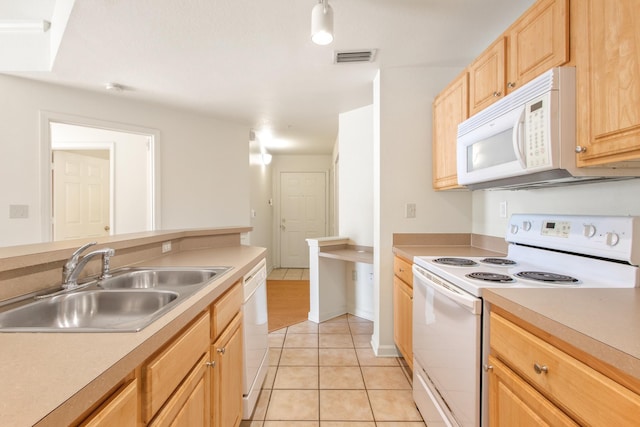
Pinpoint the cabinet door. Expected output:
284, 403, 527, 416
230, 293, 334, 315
211, 313, 243, 427
488, 356, 579, 427
393, 276, 413, 370
575, 0, 640, 166
150, 353, 211, 427
432, 71, 468, 190
143, 312, 210, 423
506, 0, 569, 92
79, 379, 138, 427
468, 37, 506, 116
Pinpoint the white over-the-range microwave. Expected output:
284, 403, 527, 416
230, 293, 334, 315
456, 67, 640, 190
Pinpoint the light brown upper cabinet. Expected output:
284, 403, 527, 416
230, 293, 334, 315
507, 0, 569, 92
468, 37, 507, 117
468, 0, 569, 116
574, 0, 640, 166
432, 71, 468, 190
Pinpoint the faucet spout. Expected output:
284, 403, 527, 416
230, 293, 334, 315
63, 247, 115, 290
62, 242, 96, 285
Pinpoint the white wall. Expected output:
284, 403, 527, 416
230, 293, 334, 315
373, 66, 473, 355
336, 105, 375, 320
472, 178, 640, 237
338, 105, 374, 246
249, 141, 274, 270
0, 74, 250, 247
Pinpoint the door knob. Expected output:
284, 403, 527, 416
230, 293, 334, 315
104, 225, 110, 231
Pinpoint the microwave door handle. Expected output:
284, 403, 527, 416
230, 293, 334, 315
512, 106, 526, 168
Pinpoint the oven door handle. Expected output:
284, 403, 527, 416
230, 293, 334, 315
413, 265, 482, 315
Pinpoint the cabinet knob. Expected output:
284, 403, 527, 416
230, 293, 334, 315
492, 91, 502, 97
217, 347, 226, 355
575, 146, 587, 153
206, 361, 216, 368
483, 364, 494, 372
533, 363, 548, 374
507, 82, 516, 89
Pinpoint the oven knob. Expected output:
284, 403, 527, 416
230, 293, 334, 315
522, 221, 532, 231
583, 224, 596, 238
606, 232, 620, 246
510, 224, 519, 234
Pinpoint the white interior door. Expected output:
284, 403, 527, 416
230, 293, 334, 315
280, 172, 327, 268
53, 150, 110, 240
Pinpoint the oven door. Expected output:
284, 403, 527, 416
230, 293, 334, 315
412, 265, 482, 427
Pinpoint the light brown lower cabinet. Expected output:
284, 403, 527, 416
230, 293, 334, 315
143, 312, 211, 423
489, 311, 640, 426
78, 379, 138, 427
488, 356, 578, 427
150, 353, 211, 427
72, 279, 247, 427
211, 313, 243, 427
393, 255, 413, 370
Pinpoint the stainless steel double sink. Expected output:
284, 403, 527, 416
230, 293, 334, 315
0, 267, 231, 332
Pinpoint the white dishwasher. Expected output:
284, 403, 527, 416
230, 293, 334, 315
242, 259, 268, 419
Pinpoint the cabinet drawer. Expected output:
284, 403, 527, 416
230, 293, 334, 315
79, 379, 138, 427
143, 311, 210, 423
211, 280, 242, 339
490, 312, 640, 426
393, 256, 413, 287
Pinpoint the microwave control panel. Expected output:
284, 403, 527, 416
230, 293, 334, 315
524, 93, 551, 168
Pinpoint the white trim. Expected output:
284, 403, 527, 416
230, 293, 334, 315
40, 111, 161, 242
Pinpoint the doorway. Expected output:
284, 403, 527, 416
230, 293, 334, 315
41, 112, 161, 242
279, 172, 327, 268
52, 148, 111, 240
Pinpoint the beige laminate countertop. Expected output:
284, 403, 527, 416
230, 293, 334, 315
484, 288, 640, 381
393, 245, 505, 261
0, 244, 265, 427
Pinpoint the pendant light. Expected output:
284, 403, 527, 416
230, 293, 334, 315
311, 0, 333, 45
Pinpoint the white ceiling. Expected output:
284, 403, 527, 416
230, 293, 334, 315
2, 0, 535, 154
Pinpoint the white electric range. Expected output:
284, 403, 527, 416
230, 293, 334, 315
412, 214, 640, 427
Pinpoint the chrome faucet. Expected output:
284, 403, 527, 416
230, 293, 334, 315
62, 243, 115, 290
62, 242, 96, 285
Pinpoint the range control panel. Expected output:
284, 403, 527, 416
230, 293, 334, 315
506, 214, 640, 265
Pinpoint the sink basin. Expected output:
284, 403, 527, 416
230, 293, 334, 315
0, 266, 231, 332
99, 267, 228, 290
0, 290, 179, 332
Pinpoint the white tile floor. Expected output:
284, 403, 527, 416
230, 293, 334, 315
241, 314, 426, 427
268, 268, 310, 281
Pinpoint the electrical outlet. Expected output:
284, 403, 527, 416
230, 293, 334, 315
499, 201, 508, 218
162, 241, 172, 253
405, 203, 416, 219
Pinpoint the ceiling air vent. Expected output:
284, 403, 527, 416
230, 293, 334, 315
334, 49, 377, 64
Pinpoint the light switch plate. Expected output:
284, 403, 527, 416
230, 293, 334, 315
405, 203, 416, 219
9, 204, 29, 219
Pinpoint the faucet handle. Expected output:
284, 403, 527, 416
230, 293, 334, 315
100, 248, 116, 279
